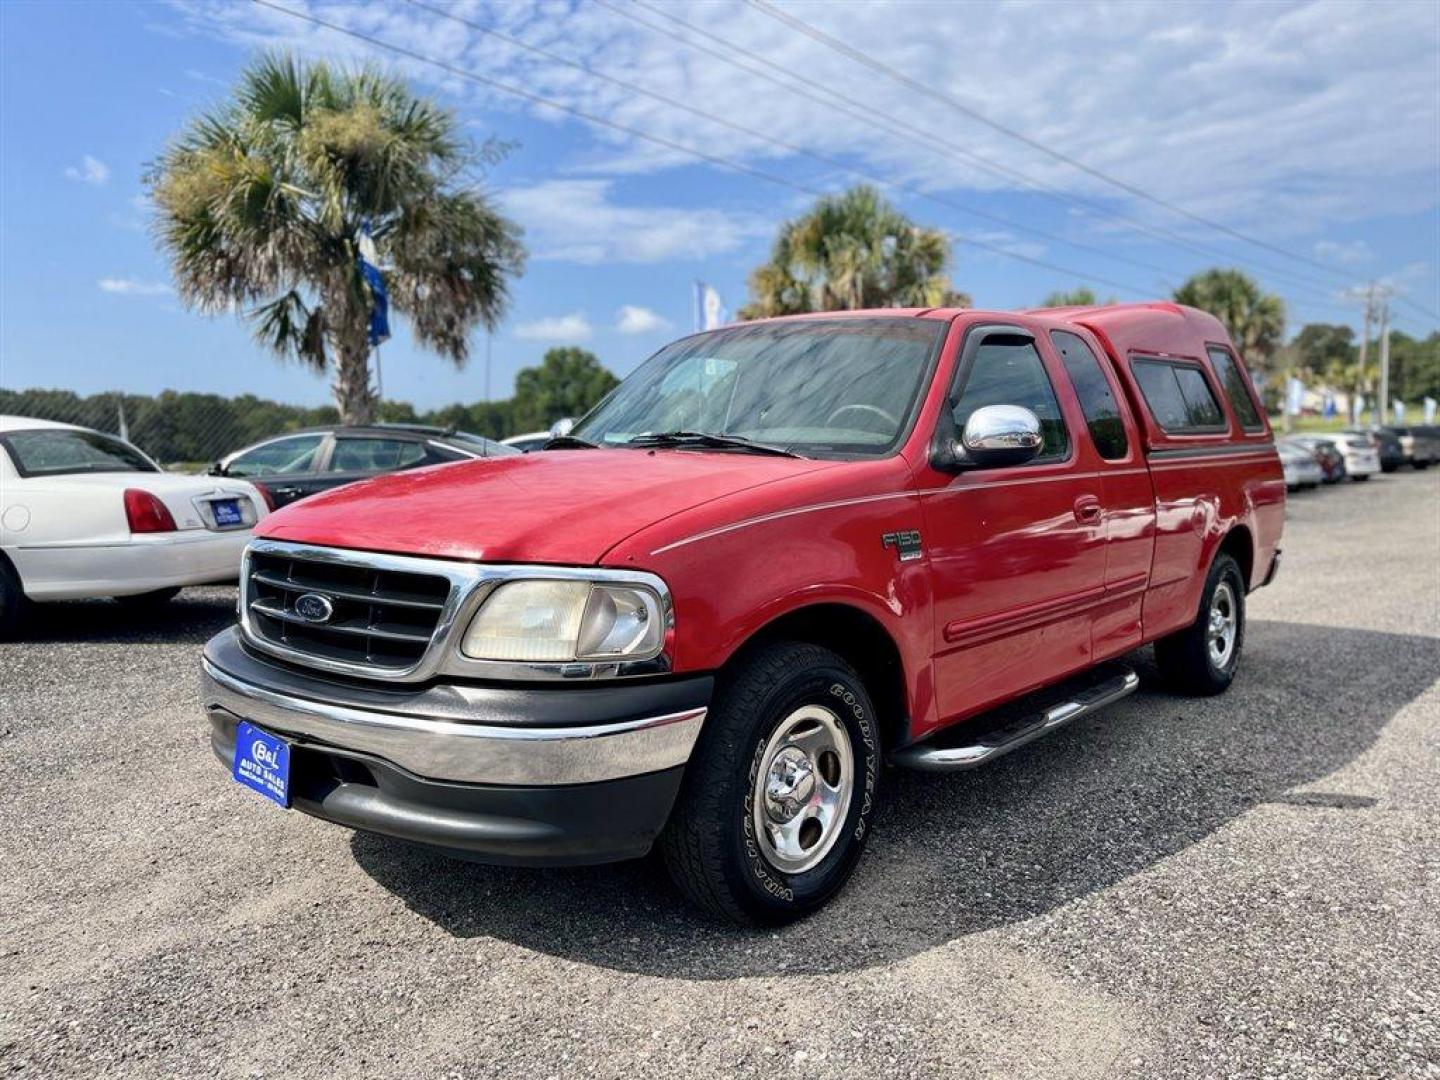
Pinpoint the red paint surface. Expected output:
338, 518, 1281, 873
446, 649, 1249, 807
256, 303, 1284, 744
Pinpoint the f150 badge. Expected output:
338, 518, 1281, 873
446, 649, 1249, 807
882, 530, 923, 561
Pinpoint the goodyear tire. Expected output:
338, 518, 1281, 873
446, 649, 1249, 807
660, 641, 880, 926
1155, 552, 1246, 696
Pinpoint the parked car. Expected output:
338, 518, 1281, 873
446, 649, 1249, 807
502, 418, 576, 453
211, 423, 518, 508
1282, 435, 1346, 483
1278, 442, 1323, 491
0, 416, 267, 635
1383, 425, 1440, 469
1352, 427, 1404, 473
1328, 431, 1380, 480
201, 303, 1284, 924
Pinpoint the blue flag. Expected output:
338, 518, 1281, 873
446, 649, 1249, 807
357, 224, 390, 346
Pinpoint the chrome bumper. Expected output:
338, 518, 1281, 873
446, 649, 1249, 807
201, 655, 707, 787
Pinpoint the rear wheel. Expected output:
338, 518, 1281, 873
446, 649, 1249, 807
0, 559, 29, 639
113, 586, 181, 610
660, 641, 881, 925
1155, 553, 1246, 696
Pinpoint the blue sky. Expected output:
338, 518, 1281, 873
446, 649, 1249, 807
2, 0, 1437, 412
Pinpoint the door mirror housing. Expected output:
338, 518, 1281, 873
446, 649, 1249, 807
958, 404, 1044, 468
206, 461, 225, 477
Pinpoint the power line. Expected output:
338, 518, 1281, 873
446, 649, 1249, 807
611, 0, 1361, 303
410, 0, 1182, 287
748, 0, 1365, 287
249, 0, 1158, 299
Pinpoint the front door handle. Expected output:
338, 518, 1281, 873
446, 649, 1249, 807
1073, 495, 1103, 525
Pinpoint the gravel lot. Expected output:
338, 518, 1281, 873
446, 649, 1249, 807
2, 469, 1437, 1079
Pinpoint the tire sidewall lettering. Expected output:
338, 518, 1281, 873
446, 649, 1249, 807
736, 671, 879, 909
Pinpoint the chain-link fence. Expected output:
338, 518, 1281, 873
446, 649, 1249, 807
0, 388, 345, 471
0, 380, 594, 471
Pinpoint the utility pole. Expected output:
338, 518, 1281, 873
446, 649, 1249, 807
1358, 283, 1373, 425
1378, 299, 1392, 425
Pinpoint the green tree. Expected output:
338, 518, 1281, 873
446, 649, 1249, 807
1288, 323, 1355, 380
1041, 286, 1105, 308
511, 348, 620, 432
148, 53, 525, 425
739, 185, 956, 318
1173, 269, 1286, 370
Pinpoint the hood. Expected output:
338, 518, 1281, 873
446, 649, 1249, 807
256, 449, 840, 564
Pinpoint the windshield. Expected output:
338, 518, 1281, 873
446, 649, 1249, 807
3, 428, 159, 477
571, 317, 946, 458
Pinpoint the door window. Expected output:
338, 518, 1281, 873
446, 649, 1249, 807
1051, 331, 1129, 460
327, 437, 426, 472
952, 338, 1070, 462
225, 434, 324, 477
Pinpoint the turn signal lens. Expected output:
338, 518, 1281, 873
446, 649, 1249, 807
123, 488, 177, 533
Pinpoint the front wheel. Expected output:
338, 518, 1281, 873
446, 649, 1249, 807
1155, 552, 1246, 696
660, 641, 881, 925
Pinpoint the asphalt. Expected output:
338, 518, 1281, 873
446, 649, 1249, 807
1, 468, 1437, 1079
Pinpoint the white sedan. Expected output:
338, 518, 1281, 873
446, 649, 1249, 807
0, 416, 268, 634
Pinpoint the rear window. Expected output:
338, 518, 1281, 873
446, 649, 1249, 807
1132, 359, 1227, 433
1207, 347, 1264, 432
1, 428, 158, 477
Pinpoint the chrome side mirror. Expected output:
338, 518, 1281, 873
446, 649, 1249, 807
959, 404, 1043, 467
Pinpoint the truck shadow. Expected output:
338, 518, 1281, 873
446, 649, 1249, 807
351, 619, 1436, 979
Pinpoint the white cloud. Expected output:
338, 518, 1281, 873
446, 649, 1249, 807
513, 311, 592, 343
169, 0, 1440, 239
615, 305, 673, 334
65, 155, 110, 185
98, 277, 171, 296
502, 180, 767, 265
1314, 240, 1373, 266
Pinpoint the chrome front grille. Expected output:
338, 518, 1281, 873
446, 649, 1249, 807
244, 547, 453, 671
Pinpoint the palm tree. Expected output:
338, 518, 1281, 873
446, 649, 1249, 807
148, 54, 525, 424
739, 186, 957, 319
1173, 269, 1286, 369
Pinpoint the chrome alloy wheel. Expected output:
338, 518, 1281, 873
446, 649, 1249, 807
752, 705, 854, 875
1207, 580, 1238, 669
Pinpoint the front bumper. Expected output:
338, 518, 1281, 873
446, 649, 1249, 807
202, 628, 712, 866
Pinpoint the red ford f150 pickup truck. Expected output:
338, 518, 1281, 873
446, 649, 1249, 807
203, 302, 1284, 924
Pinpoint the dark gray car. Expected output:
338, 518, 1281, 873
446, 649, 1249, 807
210, 424, 518, 508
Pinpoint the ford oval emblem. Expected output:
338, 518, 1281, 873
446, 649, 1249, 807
294, 592, 334, 623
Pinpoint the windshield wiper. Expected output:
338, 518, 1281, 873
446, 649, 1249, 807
542, 434, 600, 450
626, 430, 803, 458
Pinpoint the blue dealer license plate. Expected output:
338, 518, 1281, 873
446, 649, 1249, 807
212, 498, 243, 526
232, 722, 290, 807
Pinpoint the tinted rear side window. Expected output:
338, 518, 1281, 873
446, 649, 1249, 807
1132, 359, 1226, 433
1207, 347, 1264, 432
1051, 331, 1128, 460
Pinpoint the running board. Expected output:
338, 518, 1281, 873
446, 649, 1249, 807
892, 665, 1140, 773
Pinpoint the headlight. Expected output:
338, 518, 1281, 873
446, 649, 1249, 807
459, 579, 665, 663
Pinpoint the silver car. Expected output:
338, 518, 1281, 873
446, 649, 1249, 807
1278, 442, 1323, 491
